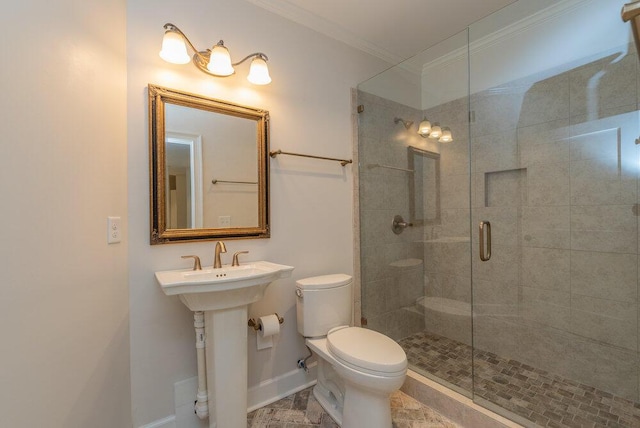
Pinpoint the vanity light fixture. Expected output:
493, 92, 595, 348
159, 23, 272, 85
417, 119, 453, 143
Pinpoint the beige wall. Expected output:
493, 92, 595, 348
127, 0, 389, 426
0, 0, 130, 427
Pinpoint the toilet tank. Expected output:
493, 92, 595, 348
296, 274, 353, 338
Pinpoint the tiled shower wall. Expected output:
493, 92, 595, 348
358, 89, 472, 346
359, 44, 640, 402
469, 45, 640, 402
422, 95, 473, 351
358, 91, 432, 341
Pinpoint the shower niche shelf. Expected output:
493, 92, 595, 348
484, 168, 527, 208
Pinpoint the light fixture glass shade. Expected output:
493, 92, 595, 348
429, 124, 442, 139
207, 44, 234, 76
438, 127, 453, 143
159, 31, 191, 64
247, 57, 272, 85
418, 119, 432, 137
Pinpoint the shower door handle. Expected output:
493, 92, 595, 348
479, 221, 491, 262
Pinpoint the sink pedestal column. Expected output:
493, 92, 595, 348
155, 262, 294, 426
204, 305, 248, 428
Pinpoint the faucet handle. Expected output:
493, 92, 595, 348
181, 255, 202, 271
232, 251, 249, 267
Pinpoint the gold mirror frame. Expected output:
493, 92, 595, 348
149, 84, 270, 244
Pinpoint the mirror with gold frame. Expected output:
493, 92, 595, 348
149, 84, 270, 244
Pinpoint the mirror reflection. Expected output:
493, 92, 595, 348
165, 104, 259, 229
165, 131, 202, 229
149, 84, 269, 244
408, 147, 440, 226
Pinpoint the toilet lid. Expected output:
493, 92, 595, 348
326, 327, 407, 374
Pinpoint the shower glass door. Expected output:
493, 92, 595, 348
358, 0, 640, 426
469, 0, 640, 425
357, 29, 473, 397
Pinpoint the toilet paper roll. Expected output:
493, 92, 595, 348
259, 314, 281, 337
257, 314, 280, 350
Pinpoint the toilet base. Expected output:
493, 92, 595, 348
342, 383, 392, 428
313, 379, 395, 428
306, 337, 404, 428
313, 381, 395, 428
312, 383, 343, 426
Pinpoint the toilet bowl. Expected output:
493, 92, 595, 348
296, 274, 407, 427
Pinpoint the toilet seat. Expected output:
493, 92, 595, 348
326, 326, 407, 375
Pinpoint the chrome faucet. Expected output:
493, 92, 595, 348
214, 241, 227, 268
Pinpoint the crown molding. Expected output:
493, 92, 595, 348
247, 0, 593, 87
422, 0, 589, 75
245, 0, 406, 65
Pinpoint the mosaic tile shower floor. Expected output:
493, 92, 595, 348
247, 385, 458, 427
399, 331, 640, 428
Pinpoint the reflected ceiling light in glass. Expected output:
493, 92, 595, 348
429, 123, 442, 139
418, 119, 432, 138
438, 127, 453, 143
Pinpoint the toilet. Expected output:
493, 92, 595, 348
296, 274, 407, 427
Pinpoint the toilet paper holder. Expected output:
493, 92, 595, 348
248, 313, 284, 331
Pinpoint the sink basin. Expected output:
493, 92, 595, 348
156, 260, 294, 311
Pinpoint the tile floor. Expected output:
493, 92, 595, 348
247, 385, 458, 427
399, 331, 640, 428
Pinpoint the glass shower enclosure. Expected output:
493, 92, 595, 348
357, 0, 640, 426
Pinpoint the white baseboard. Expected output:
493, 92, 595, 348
138, 415, 176, 428
174, 377, 208, 428
174, 377, 199, 408
141, 366, 318, 428
247, 364, 317, 412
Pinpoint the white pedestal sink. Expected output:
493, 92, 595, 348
156, 261, 294, 428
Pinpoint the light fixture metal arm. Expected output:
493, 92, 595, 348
232, 52, 269, 66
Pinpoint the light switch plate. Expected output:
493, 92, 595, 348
108, 216, 121, 244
